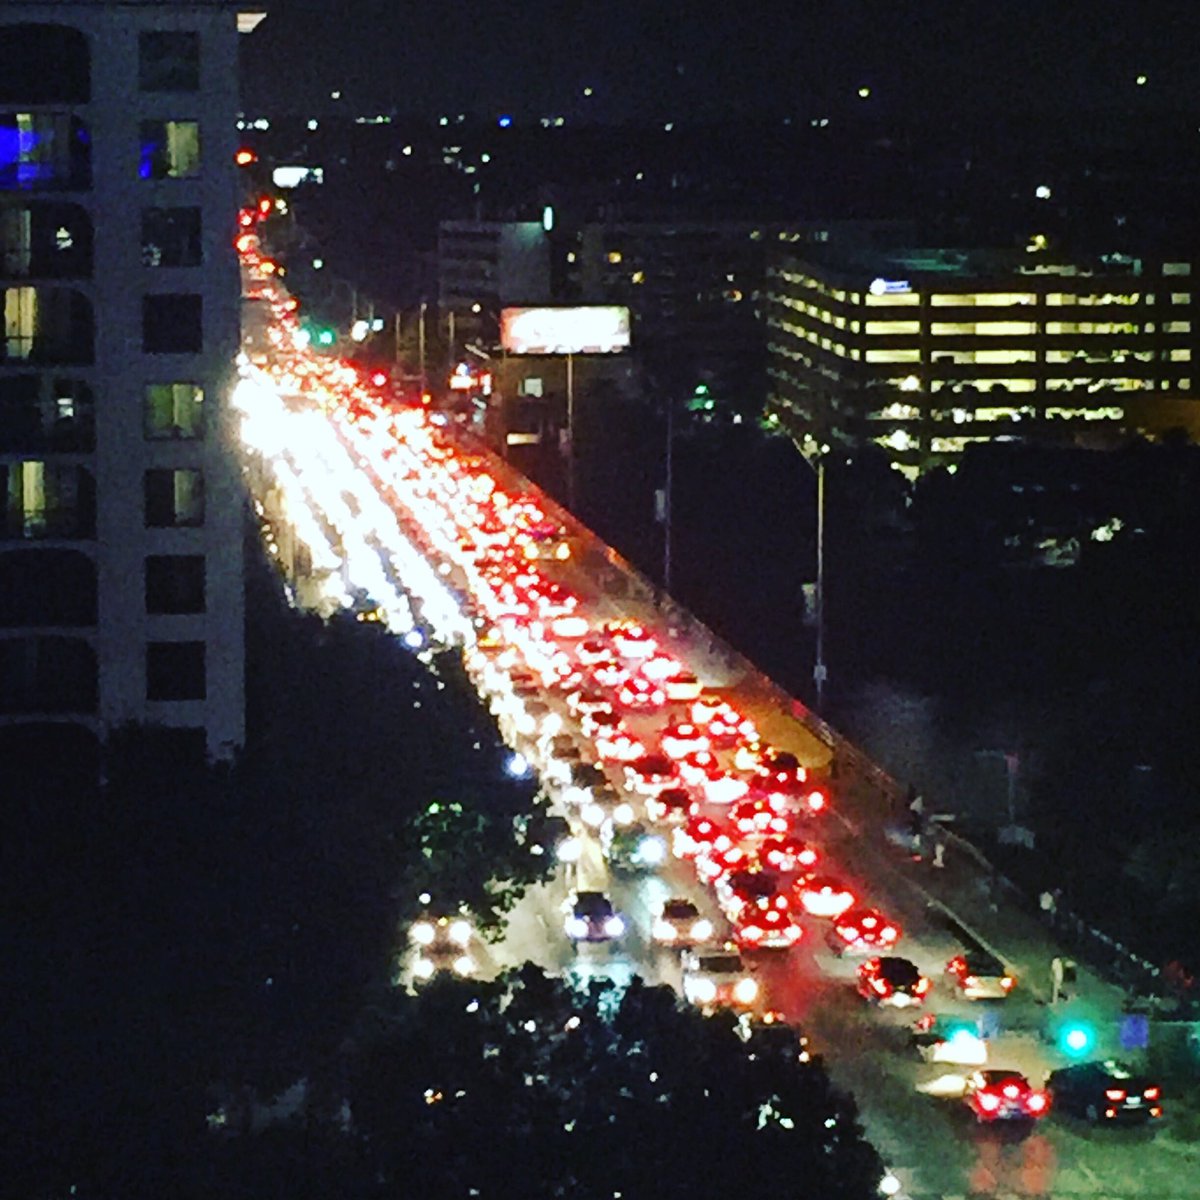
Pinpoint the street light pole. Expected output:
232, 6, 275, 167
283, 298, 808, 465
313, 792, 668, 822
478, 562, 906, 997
418, 301, 427, 397
814, 451, 826, 711
565, 351, 575, 511
663, 394, 674, 596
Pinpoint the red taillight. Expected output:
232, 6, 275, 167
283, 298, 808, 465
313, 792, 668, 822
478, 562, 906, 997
915, 977, 930, 995
872, 978, 889, 995
1001, 976, 1015, 990
1002, 1084, 1020, 1100
1144, 1086, 1161, 1100
807, 790, 826, 812
799, 849, 817, 866
840, 926, 859, 942
1025, 1092, 1048, 1114
742, 925, 763, 941
977, 1092, 1001, 1112
881, 926, 898, 942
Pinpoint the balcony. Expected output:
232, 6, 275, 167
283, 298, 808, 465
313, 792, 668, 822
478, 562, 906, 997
0, 112, 92, 192
0, 634, 97, 715
0, 375, 94, 452
0, 200, 93, 280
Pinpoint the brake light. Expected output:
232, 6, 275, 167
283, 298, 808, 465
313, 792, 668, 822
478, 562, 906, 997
1025, 1092, 1048, 1114
840, 926, 859, 942
881, 926, 897, 942
872, 978, 889, 995
1002, 1084, 1021, 1100
1144, 1086, 1161, 1100
977, 1092, 1001, 1112
1001, 976, 1015, 990
806, 790, 827, 812
861, 915, 878, 929
741, 925, 763, 942
1105, 1088, 1126, 1102
799, 848, 817, 866
915, 977, 930, 995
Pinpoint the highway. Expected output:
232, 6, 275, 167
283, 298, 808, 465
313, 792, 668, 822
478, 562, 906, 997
234, 225, 1197, 1199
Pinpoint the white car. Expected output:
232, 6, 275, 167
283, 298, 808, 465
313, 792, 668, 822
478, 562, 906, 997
408, 914, 475, 980
653, 898, 715, 947
681, 946, 759, 1010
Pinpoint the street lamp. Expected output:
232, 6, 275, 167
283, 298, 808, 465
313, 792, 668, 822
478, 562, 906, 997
788, 432, 829, 712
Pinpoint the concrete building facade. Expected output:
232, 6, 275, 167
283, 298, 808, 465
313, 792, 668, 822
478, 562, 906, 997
0, 1, 261, 761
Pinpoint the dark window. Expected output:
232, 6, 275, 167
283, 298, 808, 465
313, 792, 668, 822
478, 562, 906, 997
146, 640, 205, 701
141, 207, 201, 267
145, 554, 205, 614
0, 25, 90, 105
144, 382, 204, 438
138, 32, 200, 93
144, 469, 204, 528
138, 120, 200, 180
142, 294, 202, 353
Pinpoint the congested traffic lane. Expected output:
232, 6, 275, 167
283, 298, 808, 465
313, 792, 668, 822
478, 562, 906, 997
235, 232, 1186, 1200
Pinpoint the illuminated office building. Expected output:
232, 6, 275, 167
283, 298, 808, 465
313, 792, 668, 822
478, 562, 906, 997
0, 1, 266, 763
766, 243, 1198, 474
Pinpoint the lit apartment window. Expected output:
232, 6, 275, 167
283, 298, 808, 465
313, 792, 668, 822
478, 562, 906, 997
145, 383, 204, 438
145, 554, 205, 614
141, 208, 202, 267
138, 120, 201, 180
3, 285, 36, 359
1170, 349, 1192, 361
1171, 293, 1191, 305
1163, 263, 1191, 276
146, 640, 205, 700
865, 291, 919, 306
931, 321, 1037, 336
931, 292, 1036, 306
607, 251, 622, 264
0, 112, 91, 190
142, 294, 202, 353
865, 349, 920, 363
138, 32, 200, 92
144, 468, 204, 527
1164, 321, 1191, 334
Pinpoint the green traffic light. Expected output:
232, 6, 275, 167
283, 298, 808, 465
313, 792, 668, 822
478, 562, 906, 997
316, 328, 335, 346
1059, 1022, 1095, 1057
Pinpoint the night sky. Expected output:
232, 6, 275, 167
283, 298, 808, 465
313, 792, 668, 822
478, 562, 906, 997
242, 0, 1200, 122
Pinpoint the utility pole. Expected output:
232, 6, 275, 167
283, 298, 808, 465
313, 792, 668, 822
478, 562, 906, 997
663, 395, 674, 595
814, 452, 826, 711
565, 352, 576, 511
418, 301, 427, 397
447, 309, 456, 374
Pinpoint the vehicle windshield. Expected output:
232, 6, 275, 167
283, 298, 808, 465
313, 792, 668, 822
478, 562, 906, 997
731, 871, 781, 897
658, 789, 690, 808
880, 958, 920, 985
575, 893, 613, 917
966, 953, 1006, 975
663, 901, 699, 920
698, 955, 742, 974
981, 1070, 1026, 1087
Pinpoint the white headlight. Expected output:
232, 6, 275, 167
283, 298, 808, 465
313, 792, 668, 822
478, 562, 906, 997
691, 919, 713, 941
636, 836, 666, 865
604, 915, 625, 937
653, 919, 677, 941
734, 977, 759, 1005
556, 837, 582, 863
452, 955, 475, 976
410, 922, 435, 945
613, 803, 635, 826
413, 957, 435, 979
691, 978, 717, 1004
566, 917, 589, 939
582, 803, 606, 828
449, 920, 472, 946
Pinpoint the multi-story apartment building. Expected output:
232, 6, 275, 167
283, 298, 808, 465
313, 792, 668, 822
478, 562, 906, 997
766, 241, 1199, 475
0, 1, 264, 763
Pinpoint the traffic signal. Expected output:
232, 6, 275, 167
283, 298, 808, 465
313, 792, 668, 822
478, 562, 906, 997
315, 327, 336, 347
1058, 1020, 1096, 1058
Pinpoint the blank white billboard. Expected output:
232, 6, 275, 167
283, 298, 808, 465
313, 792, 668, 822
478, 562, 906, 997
500, 306, 631, 355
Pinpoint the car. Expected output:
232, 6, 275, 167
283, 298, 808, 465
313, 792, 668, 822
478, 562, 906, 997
730, 795, 791, 840
594, 729, 646, 762
618, 675, 667, 710
592, 658, 630, 689
736, 1012, 812, 1064
825, 907, 901, 957
910, 1014, 988, 1065
672, 813, 733, 860
567, 689, 613, 718
856, 956, 930, 1007
756, 748, 808, 789
659, 720, 710, 760
681, 946, 759, 1011
564, 891, 625, 942
795, 875, 856, 919
576, 636, 611, 665
610, 622, 657, 660
624, 753, 679, 796
695, 838, 756, 884
1046, 1060, 1163, 1123
607, 822, 668, 871
758, 836, 819, 875
645, 786, 694, 824
408, 914, 476, 980
698, 702, 757, 747
945, 950, 1017, 1000
664, 670, 703, 702
580, 708, 622, 741
964, 1070, 1050, 1123
733, 904, 803, 950
652, 898, 715, 947
717, 868, 790, 922
676, 748, 722, 786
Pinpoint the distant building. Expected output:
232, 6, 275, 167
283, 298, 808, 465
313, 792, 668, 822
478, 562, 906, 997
0, 1, 265, 763
766, 239, 1200, 475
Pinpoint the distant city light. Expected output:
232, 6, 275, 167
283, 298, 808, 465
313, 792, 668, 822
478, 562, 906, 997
1136, 73, 1148, 86
583, 86, 594, 97
543, 204, 554, 232
312, 258, 324, 270
402, 145, 412, 156
350, 319, 370, 342
498, 115, 513, 128
330, 90, 341, 100
506, 752, 531, 777
439, 116, 449, 126
307, 118, 318, 130
664, 122, 674, 132
1035, 184, 1052, 200
481, 153, 491, 163
371, 317, 385, 332
858, 86, 871, 99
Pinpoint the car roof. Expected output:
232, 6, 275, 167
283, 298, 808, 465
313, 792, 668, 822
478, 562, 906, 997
877, 957, 920, 981
963, 949, 1007, 972
574, 891, 612, 912
980, 1069, 1027, 1085
663, 898, 699, 915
